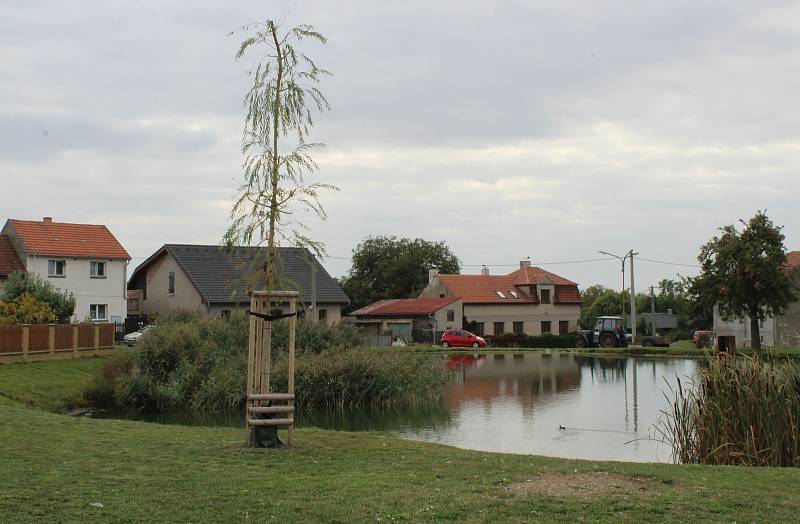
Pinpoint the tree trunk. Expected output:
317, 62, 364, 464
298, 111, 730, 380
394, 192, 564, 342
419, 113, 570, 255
750, 311, 761, 353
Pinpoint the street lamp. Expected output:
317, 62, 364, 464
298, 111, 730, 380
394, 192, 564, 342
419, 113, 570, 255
599, 250, 633, 323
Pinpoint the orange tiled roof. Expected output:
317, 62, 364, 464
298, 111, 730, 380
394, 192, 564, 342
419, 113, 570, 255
436, 267, 581, 304
0, 235, 24, 275
786, 251, 800, 269
351, 297, 460, 317
6, 219, 130, 260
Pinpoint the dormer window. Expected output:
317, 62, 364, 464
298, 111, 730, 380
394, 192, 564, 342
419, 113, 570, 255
509, 290, 519, 298
495, 291, 506, 298
540, 289, 551, 303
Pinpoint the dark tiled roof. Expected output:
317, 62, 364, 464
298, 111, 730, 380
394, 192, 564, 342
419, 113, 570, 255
132, 244, 348, 305
5, 219, 130, 259
351, 297, 460, 317
639, 312, 678, 329
0, 235, 24, 275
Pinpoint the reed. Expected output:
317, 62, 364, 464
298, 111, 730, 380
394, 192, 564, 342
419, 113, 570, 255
658, 355, 800, 467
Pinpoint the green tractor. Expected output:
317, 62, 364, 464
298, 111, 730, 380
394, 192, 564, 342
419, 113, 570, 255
575, 316, 628, 348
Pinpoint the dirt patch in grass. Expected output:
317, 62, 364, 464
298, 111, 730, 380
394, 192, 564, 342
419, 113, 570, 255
506, 471, 654, 499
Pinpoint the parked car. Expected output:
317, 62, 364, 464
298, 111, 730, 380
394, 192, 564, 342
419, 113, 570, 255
123, 325, 154, 346
693, 330, 715, 349
440, 329, 486, 349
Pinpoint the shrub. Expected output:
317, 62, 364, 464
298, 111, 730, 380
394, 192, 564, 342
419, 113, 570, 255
658, 355, 800, 467
3, 272, 75, 322
85, 311, 445, 413
0, 293, 56, 324
487, 333, 575, 348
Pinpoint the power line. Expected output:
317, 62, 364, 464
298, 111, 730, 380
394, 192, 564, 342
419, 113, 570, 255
636, 257, 700, 268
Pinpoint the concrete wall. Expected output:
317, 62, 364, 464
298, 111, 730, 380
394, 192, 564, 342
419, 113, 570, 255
432, 299, 463, 331
141, 252, 205, 316
25, 254, 128, 322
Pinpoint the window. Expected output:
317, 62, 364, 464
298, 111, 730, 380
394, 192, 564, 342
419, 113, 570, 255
540, 289, 551, 304
48, 259, 66, 277
513, 321, 524, 335
446, 309, 455, 322
168, 271, 175, 296
495, 290, 507, 298
559, 320, 569, 335
220, 310, 231, 319
318, 308, 327, 322
127, 298, 140, 312
90, 304, 107, 321
474, 322, 484, 336
541, 321, 551, 334
509, 290, 519, 298
90, 261, 106, 278
494, 321, 505, 336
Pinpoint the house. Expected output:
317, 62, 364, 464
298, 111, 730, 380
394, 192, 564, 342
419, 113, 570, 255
0, 234, 25, 297
0, 217, 130, 322
127, 244, 349, 324
638, 312, 678, 334
713, 251, 800, 348
349, 297, 463, 338
418, 260, 582, 337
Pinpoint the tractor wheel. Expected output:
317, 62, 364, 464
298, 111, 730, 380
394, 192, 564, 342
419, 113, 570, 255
600, 332, 616, 348
441, 341, 450, 348
642, 339, 654, 347
575, 336, 587, 348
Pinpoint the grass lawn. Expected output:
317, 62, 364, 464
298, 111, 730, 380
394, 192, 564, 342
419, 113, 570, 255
3, 359, 800, 522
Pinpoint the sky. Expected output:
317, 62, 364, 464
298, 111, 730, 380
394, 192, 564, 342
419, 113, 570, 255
2, 1, 799, 294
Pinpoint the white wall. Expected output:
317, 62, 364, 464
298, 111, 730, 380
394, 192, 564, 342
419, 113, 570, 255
26, 255, 128, 322
713, 304, 776, 347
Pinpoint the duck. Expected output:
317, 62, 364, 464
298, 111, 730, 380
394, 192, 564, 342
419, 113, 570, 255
558, 425, 566, 430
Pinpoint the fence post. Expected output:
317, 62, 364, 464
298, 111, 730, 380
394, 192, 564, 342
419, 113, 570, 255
21, 326, 29, 361
73, 325, 78, 359
48, 325, 55, 355
94, 326, 100, 355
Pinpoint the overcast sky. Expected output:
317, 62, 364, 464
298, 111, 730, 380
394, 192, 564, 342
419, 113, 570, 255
2, 1, 799, 293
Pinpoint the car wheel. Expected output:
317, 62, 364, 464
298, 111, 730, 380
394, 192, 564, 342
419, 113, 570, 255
575, 336, 587, 348
472, 341, 480, 348
441, 341, 450, 348
600, 332, 616, 348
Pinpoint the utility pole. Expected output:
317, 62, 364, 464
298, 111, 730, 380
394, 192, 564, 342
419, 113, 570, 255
650, 285, 656, 336
630, 251, 637, 339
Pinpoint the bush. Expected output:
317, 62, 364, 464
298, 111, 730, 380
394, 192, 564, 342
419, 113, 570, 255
3, 272, 75, 322
659, 355, 800, 467
487, 333, 575, 348
85, 311, 446, 412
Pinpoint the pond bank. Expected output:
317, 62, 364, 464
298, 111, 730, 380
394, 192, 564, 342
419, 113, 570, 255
1, 357, 800, 521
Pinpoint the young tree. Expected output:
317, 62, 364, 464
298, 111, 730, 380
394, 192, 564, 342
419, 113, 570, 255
224, 20, 336, 291
688, 211, 796, 352
3, 272, 75, 322
340, 236, 461, 310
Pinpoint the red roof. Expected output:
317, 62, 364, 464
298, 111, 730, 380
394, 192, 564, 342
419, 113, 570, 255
6, 219, 130, 260
352, 297, 460, 317
0, 235, 24, 275
786, 251, 800, 270
435, 267, 582, 304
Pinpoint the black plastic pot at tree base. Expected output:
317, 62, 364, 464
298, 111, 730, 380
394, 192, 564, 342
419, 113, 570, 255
248, 412, 283, 448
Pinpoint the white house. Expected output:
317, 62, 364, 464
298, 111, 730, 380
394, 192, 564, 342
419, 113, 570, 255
1, 217, 131, 322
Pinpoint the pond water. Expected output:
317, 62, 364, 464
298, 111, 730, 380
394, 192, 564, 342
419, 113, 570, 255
103, 352, 700, 463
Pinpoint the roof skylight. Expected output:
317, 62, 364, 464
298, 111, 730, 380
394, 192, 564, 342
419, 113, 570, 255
495, 290, 507, 298
509, 290, 519, 298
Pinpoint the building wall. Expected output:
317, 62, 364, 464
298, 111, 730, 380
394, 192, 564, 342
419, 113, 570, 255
463, 303, 581, 336
25, 254, 128, 322
432, 300, 463, 331
141, 253, 205, 315
206, 301, 343, 325
713, 304, 777, 347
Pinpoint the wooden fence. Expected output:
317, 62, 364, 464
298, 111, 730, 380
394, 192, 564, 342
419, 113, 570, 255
0, 323, 117, 363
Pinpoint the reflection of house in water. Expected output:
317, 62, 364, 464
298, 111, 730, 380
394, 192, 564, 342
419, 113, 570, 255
445, 353, 582, 411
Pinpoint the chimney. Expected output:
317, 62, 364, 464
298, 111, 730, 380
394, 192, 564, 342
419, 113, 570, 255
480, 265, 490, 276
42, 217, 53, 223
520, 259, 531, 269
428, 268, 438, 283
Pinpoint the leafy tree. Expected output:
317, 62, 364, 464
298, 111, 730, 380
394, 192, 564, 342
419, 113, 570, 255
687, 211, 796, 352
224, 20, 336, 290
3, 272, 74, 322
0, 294, 56, 325
578, 285, 622, 329
340, 236, 461, 310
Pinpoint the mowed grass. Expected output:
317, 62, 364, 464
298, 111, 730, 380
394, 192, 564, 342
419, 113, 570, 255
2, 358, 800, 522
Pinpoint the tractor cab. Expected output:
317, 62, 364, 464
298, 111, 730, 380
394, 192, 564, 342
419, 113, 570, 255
576, 316, 628, 348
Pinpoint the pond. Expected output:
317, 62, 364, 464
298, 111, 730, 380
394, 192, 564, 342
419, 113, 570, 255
105, 352, 699, 463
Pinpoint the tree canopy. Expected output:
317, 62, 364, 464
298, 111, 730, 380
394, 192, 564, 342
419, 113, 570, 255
2, 272, 75, 323
687, 211, 796, 351
340, 236, 461, 311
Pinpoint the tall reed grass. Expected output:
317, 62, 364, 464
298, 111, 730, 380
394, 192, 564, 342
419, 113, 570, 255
658, 355, 800, 467
84, 311, 447, 413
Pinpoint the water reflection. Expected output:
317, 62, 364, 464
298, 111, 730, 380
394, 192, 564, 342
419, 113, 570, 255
397, 352, 698, 463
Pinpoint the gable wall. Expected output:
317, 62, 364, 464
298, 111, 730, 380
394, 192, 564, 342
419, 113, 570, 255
141, 252, 205, 315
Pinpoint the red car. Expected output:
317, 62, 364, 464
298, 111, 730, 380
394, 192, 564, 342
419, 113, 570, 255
440, 329, 487, 349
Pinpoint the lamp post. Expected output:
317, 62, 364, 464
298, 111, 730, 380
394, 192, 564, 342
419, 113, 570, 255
599, 250, 638, 336
599, 250, 630, 322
